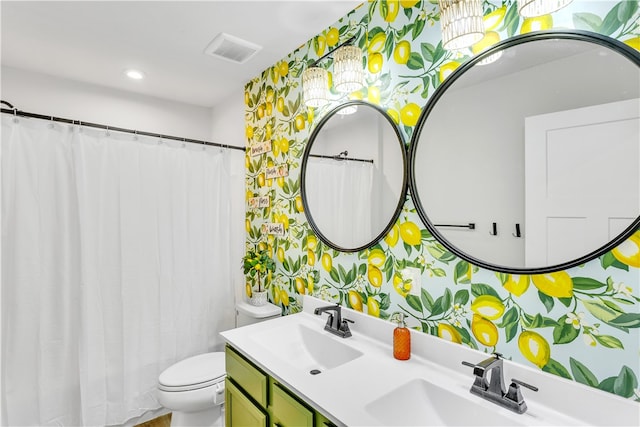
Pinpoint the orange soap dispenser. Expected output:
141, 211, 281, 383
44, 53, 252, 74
393, 313, 411, 360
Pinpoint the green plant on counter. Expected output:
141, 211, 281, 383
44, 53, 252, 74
242, 248, 276, 292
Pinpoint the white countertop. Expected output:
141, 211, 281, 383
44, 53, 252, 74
221, 295, 639, 427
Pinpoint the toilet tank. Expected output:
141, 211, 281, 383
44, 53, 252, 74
236, 301, 281, 327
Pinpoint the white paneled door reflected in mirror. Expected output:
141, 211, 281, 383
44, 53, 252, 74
410, 31, 640, 273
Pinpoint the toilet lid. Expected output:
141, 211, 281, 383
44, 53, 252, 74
159, 352, 225, 390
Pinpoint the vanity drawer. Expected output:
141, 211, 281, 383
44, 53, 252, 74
225, 345, 269, 407
270, 380, 314, 427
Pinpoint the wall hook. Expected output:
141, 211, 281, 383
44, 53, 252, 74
512, 223, 522, 238
489, 222, 498, 236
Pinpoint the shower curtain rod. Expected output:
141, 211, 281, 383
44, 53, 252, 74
1, 100, 245, 152
308, 152, 373, 164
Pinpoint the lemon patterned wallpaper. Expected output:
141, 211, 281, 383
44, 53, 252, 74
244, 0, 640, 400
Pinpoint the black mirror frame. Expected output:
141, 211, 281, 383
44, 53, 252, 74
408, 30, 640, 274
301, 100, 408, 252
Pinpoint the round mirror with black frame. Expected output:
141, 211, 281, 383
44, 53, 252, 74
301, 100, 408, 252
409, 30, 640, 274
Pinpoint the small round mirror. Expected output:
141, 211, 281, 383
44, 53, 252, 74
410, 31, 640, 273
301, 101, 407, 252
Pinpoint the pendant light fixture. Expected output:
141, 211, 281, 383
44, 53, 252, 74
438, 0, 485, 51
333, 45, 364, 93
518, 0, 573, 18
302, 67, 329, 108
302, 36, 363, 108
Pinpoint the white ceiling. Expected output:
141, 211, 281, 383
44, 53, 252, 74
1, 0, 361, 108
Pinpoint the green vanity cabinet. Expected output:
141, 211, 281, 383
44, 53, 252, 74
225, 345, 337, 427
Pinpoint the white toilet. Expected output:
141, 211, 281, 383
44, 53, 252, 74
157, 301, 281, 426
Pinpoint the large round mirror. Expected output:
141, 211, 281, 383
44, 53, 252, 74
301, 101, 407, 252
410, 31, 640, 273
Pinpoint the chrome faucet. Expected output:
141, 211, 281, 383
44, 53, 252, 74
462, 353, 538, 414
314, 304, 354, 338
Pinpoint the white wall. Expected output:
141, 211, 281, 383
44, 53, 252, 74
1, 66, 213, 140
210, 89, 248, 306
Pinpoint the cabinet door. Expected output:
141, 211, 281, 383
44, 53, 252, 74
270, 382, 314, 427
226, 378, 268, 427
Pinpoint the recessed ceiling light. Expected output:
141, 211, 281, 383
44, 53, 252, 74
125, 69, 145, 80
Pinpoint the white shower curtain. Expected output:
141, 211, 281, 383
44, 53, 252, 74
305, 158, 374, 248
1, 115, 237, 426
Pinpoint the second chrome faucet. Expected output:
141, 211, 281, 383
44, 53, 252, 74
314, 304, 354, 338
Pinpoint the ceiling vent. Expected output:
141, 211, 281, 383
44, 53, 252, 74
204, 32, 262, 64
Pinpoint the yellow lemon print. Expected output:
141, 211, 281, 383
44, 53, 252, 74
367, 86, 381, 104
399, 221, 421, 246
307, 274, 314, 294
278, 61, 289, 78
273, 286, 281, 305
245, 283, 252, 298
384, 222, 400, 246
400, 0, 419, 8
367, 248, 386, 268
518, 331, 550, 368
470, 295, 505, 320
438, 323, 462, 344
381, 0, 400, 22
279, 215, 289, 230
258, 241, 267, 251
393, 40, 411, 65
307, 107, 314, 124
400, 103, 421, 126
439, 61, 460, 82
276, 97, 285, 113
245, 219, 251, 233
368, 264, 383, 288
245, 189, 253, 201
386, 108, 400, 125
503, 274, 530, 297
348, 290, 363, 312
245, 155, 251, 169
245, 125, 254, 139
520, 14, 553, 34
265, 102, 273, 117
368, 52, 384, 74
257, 104, 265, 119
244, 91, 250, 105
611, 232, 640, 268
368, 32, 387, 54
471, 314, 499, 347
307, 249, 316, 266
276, 176, 285, 188
315, 35, 327, 56
307, 235, 318, 250
326, 27, 339, 47
267, 158, 275, 169
257, 173, 265, 187
276, 247, 285, 263
483, 6, 506, 31
266, 177, 273, 187
279, 138, 290, 154
367, 297, 381, 318
393, 272, 411, 297
280, 289, 289, 306
532, 271, 573, 298
272, 141, 280, 157
295, 196, 304, 213
295, 277, 306, 295
265, 88, 274, 103
294, 114, 306, 131
623, 36, 640, 51
471, 31, 500, 55
321, 253, 332, 272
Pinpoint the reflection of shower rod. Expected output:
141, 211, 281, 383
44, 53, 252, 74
309, 150, 373, 164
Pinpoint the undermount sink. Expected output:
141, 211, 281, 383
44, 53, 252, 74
250, 322, 363, 373
364, 379, 526, 427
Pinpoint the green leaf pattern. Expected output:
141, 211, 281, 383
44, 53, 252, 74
244, 0, 640, 401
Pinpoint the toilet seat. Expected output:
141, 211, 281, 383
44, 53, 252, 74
158, 352, 225, 392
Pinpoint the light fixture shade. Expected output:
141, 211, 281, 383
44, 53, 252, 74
337, 105, 358, 115
333, 45, 364, 93
302, 67, 329, 108
438, 0, 484, 51
518, 0, 573, 18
